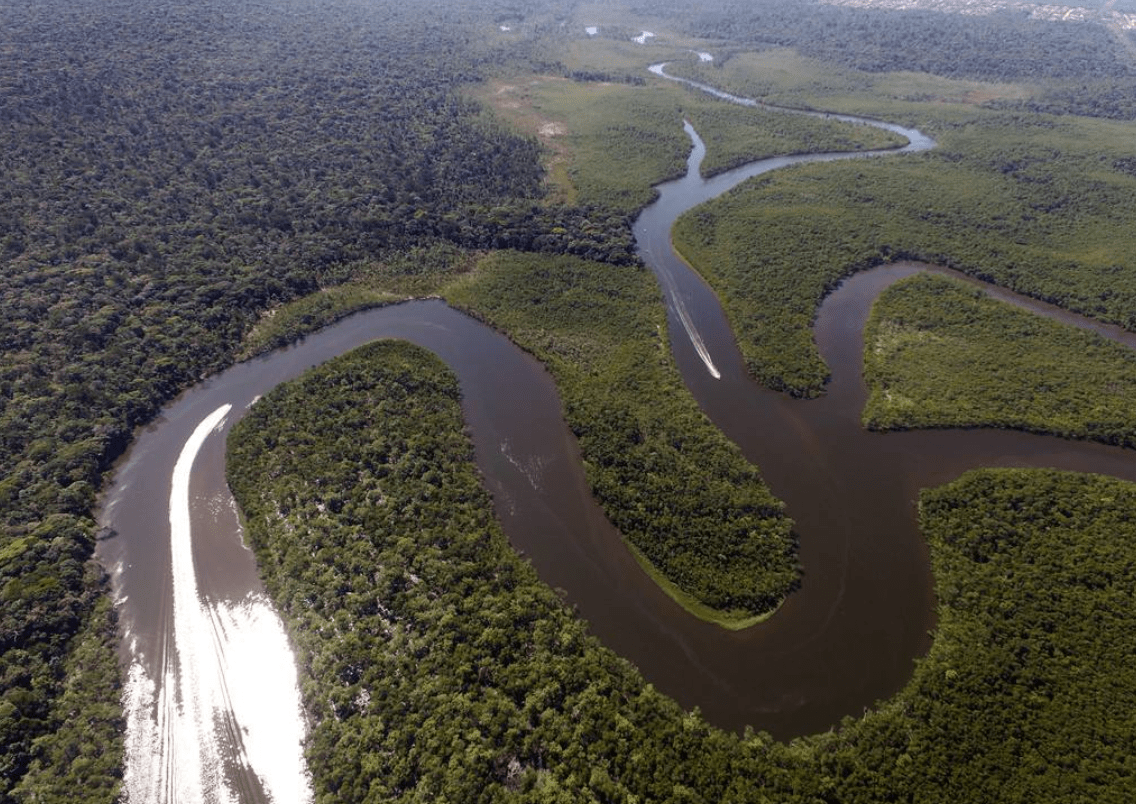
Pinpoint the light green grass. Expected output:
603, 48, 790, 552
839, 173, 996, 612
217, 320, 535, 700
626, 539, 780, 629
472, 49, 906, 212
671, 47, 1038, 122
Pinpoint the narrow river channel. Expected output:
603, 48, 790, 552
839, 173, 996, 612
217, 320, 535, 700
96, 64, 1136, 801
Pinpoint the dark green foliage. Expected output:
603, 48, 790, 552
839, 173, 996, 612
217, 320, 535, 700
0, 1, 601, 798
0, 516, 119, 801
805, 469, 1136, 803
6, 596, 124, 803
895, 469, 1136, 803
449, 252, 796, 618
672, 114, 1136, 397
226, 341, 778, 802
0, 0, 631, 790
655, 1, 1136, 120
236, 244, 477, 361
864, 273, 1136, 443
0, 0, 630, 520
989, 77, 1136, 121
228, 345, 1136, 801
565, 69, 646, 85
6, 0, 1136, 793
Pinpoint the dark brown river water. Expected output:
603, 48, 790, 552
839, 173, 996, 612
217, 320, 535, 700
97, 65, 1136, 801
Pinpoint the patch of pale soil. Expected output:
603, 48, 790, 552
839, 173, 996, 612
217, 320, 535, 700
539, 122, 567, 138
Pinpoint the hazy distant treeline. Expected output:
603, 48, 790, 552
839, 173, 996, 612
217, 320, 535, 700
643, 0, 1136, 117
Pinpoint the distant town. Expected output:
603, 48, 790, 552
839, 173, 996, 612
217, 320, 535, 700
823, 0, 1136, 29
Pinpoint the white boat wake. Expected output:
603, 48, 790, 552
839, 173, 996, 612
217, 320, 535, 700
122, 404, 313, 804
673, 292, 722, 379
651, 250, 722, 379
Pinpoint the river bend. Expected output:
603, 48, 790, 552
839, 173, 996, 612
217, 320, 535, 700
97, 62, 1136, 802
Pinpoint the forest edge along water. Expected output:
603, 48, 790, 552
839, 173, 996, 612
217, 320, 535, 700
96, 61, 1136, 800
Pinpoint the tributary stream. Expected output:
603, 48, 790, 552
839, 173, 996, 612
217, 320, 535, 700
97, 65, 1136, 802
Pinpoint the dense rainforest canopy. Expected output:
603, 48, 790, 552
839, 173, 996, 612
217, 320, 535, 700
3, 0, 1136, 800
228, 343, 1136, 802
0, 0, 599, 796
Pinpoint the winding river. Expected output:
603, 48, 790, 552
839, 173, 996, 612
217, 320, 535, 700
96, 64, 1136, 801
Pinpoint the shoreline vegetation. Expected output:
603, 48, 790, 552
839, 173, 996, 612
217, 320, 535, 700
221, 0, 1136, 665
139, 39, 1136, 803
232, 245, 803, 627
447, 251, 797, 625
5, 0, 1136, 798
235, 244, 479, 361
230, 47, 924, 626
228, 344, 1136, 802
668, 78, 1136, 397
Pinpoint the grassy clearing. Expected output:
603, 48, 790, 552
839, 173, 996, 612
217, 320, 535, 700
671, 47, 1039, 120
470, 41, 906, 212
470, 77, 691, 210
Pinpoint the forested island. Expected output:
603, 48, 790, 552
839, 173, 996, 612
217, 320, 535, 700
3, 0, 1136, 801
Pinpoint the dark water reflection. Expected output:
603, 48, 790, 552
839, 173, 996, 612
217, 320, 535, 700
634, 68, 1136, 736
97, 69, 1136, 763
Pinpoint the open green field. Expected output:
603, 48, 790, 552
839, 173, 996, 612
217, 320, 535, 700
669, 48, 1038, 120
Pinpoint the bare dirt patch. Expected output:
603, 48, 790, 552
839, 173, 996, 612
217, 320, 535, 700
538, 121, 567, 138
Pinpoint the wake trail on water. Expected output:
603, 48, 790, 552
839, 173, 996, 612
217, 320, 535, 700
674, 289, 722, 380
652, 256, 722, 379
122, 404, 313, 804
643, 62, 933, 384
